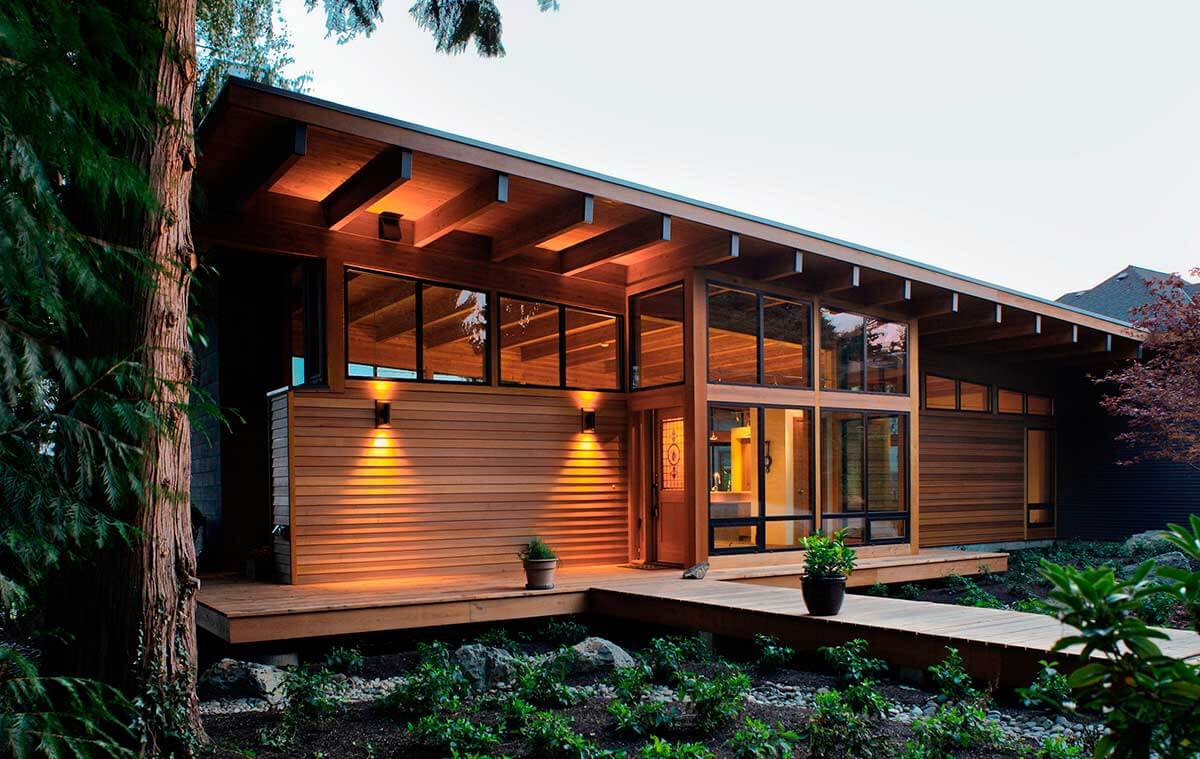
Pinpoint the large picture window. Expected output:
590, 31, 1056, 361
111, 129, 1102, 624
706, 283, 811, 388
498, 296, 622, 390
345, 268, 489, 384
819, 309, 907, 393
288, 259, 326, 387
631, 284, 684, 389
820, 410, 908, 545
708, 405, 815, 553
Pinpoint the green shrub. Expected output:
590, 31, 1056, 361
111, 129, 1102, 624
1019, 660, 1071, 710
513, 649, 583, 708
841, 679, 888, 719
497, 696, 537, 732
639, 736, 714, 759
1010, 597, 1055, 616
674, 667, 750, 731
753, 633, 794, 672
726, 716, 802, 759
805, 690, 877, 758
866, 582, 889, 597
818, 638, 886, 685
643, 635, 713, 681
608, 699, 679, 738
927, 647, 979, 703
323, 645, 365, 675
521, 711, 609, 759
377, 641, 469, 718
475, 626, 523, 653
897, 583, 924, 600
537, 617, 589, 646
907, 701, 1002, 757
947, 574, 1005, 608
284, 667, 346, 723
1137, 591, 1184, 626
1040, 555, 1200, 757
609, 663, 653, 701
409, 714, 501, 755
1023, 736, 1083, 759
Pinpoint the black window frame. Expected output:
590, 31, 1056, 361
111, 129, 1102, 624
290, 258, 328, 389
922, 373, 992, 414
818, 307, 909, 395
630, 281, 686, 391
818, 408, 911, 546
497, 292, 625, 392
343, 266, 491, 386
705, 280, 813, 389
707, 402, 817, 555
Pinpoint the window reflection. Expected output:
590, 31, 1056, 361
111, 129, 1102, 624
565, 309, 620, 390
631, 284, 684, 388
762, 297, 810, 387
820, 410, 908, 545
500, 297, 560, 386
345, 270, 418, 380
820, 310, 865, 391
707, 285, 758, 384
422, 285, 488, 383
866, 319, 907, 392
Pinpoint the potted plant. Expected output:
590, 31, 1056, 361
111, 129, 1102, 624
799, 530, 857, 616
519, 537, 558, 590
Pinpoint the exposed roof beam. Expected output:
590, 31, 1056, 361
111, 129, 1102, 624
693, 233, 741, 267
921, 304, 1002, 335
756, 250, 804, 281
859, 277, 911, 308
560, 214, 671, 276
322, 146, 413, 231
966, 323, 1080, 355
909, 292, 959, 319
413, 173, 509, 247
922, 312, 1044, 350
491, 194, 594, 262
225, 121, 307, 211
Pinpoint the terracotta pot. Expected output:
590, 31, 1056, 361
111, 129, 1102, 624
523, 558, 558, 590
801, 574, 847, 616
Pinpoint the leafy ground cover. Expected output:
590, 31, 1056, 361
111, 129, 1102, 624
200, 624, 1093, 759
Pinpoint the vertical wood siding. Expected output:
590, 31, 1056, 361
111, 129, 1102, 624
919, 413, 1026, 546
287, 384, 628, 583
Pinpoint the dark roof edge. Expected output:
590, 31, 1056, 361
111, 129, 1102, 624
212, 76, 1136, 332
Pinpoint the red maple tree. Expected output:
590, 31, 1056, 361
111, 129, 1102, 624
1099, 268, 1200, 471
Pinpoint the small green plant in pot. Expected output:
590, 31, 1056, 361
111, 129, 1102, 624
799, 530, 857, 616
519, 537, 558, 589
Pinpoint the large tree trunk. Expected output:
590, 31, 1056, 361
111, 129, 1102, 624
128, 0, 203, 750
49, 0, 204, 752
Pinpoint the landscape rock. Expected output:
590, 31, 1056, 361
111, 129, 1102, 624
198, 658, 287, 706
569, 637, 636, 672
1123, 530, 1175, 561
682, 561, 709, 579
1120, 550, 1191, 578
453, 644, 520, 692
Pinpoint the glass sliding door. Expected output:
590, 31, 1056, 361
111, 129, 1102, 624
708, 404, 815, 554
819, 410, 909, 545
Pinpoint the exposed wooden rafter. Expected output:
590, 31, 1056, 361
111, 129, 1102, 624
225, 121, 307, 211
322, 146, 413, 231
491, 194, 594, 262
756, 250, 803, 281
413, 173, 509, 247
921, 304, 1002, 336
922, 312, 1044, 350
909, 292, 960, 319
559, 213, 671, 276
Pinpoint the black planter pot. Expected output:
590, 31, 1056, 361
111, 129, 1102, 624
801, 574, 847, 616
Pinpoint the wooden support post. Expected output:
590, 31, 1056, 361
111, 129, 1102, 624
685, 272, 708, 567
908, 318, 920, 553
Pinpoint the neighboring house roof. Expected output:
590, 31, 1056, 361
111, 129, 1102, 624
1057, 266, 1200, 321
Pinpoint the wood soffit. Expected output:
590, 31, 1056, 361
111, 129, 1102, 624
196, 79, 1146, 351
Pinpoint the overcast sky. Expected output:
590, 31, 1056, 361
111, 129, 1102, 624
278, 1, 1199, 299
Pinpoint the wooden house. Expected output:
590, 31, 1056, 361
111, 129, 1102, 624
192, 79, 1147, 641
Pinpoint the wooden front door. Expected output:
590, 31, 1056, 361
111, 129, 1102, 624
652, 408, 687, 566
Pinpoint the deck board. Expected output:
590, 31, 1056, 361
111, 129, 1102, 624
197, 549, 1200, 686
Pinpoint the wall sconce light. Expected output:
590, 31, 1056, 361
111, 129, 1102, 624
375, 400, 392, 428
581, 408, 597, 434
378, 212, 403, 241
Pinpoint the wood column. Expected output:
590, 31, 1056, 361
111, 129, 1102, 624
908, 319, 921, 552
685, 271, 708, 566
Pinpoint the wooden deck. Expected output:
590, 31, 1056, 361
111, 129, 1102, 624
197, 548, 1200, 686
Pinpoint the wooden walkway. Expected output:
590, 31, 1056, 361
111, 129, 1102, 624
197, 549, 1200, 686
588, 576, 1200, 687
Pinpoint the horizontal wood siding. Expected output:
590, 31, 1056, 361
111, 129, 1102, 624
269, 392, 292, 583
289, 384, 628, 583
919, 413, 1026, 547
